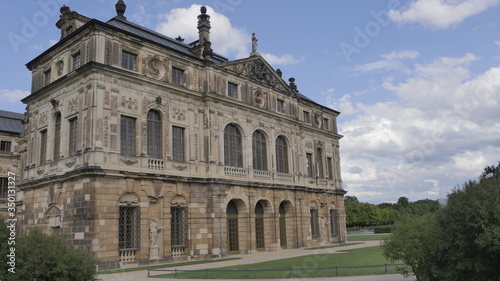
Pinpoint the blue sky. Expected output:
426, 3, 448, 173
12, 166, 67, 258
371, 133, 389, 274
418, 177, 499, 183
1, 0, 499, 204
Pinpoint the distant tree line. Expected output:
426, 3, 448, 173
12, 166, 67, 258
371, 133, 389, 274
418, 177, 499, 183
344, 195, 441, 227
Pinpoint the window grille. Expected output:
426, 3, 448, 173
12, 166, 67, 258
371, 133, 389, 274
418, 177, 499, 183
0, 141, 11, 152
171, 206, 188, 247
0, 178, 8, 198
255, 202, 265, 250
310, 209, 320, 238
72, 52, 81, 70
119, 206, 140, 249
227, 201, 239, 253
279, 203, 287, 248
306, 153, 313, 177
330, 209, 340, 236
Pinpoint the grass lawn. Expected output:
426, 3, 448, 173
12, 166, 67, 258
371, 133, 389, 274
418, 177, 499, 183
347, 234, 391, 241
98, 258, 241, 274
150, 246, 400, 279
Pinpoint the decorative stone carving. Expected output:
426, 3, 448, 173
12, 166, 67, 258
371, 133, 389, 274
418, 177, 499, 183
39, 111, 48, 127
103, 116, 109, 148
172, 107, 186, 121
146, 56, 165, 80
120, 158, 138, 165
149, 218, 161, 245
57, 60, 64, 76
173, 165, 187, 171
121, 96, 139, 110
171, 194, 187, 207
65, 160, 76, 168
119, 192, 139, 205
67, 97, 78, 114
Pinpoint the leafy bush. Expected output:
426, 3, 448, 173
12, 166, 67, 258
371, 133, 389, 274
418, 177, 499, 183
373, 226, 392, 233
0, 223, 97, 281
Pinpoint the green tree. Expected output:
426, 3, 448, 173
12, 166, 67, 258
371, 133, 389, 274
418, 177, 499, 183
397, 196, 409, 208
0, 224, 97, 281
383, 163, 500, 281
344, 195, 359, 204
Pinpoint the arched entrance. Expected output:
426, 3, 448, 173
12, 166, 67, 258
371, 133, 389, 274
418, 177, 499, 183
279, 200, 295, 249
279, 202, 287, 249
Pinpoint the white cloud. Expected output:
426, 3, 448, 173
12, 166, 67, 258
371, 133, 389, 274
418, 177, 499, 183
156, 4, 249, 59
353, 50, 419, 73
261, 53, 303, 66
0, 89, 29, 103
389, 0, 500, 30
495, 40, 500, 47
338, 53, 500, 203
155, 4, 302, 64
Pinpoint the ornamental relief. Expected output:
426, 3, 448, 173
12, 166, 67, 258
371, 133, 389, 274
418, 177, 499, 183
38, 111, 48, 127
225, 60, 287, 92
121, 96, 139, 111
145, 56, 166, 80
67, 97, 78, 114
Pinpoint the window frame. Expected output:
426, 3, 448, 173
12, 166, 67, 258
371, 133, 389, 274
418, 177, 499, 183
310, 208, 320, 238
276, 99, 285, 113
121, 50, 137, 71
72, 51, 81, 70
0, 178, 7, 199
147, 110, 162, 159
228, 82, 238, 99
224, 124, 243, 167
306, 153, 314, 178
119, 206, 140, 250
68, 117, 78, 157
171, 206, 188, 247
39, 129, 47, 165
0, 141, 11, 152
316, 148, 324, 179
303, 111, 310, 123
172, 67, 184, 86
43, 68, 51, 86
120, 115, 136, 156
252, 130, 268, 171
172, 126, 185, 162
53, 113, 61, 160
276, 136, 289, 174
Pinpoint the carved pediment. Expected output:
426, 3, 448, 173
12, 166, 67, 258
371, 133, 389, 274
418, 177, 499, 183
222, 57, 293, 95
119, 192, 140, 205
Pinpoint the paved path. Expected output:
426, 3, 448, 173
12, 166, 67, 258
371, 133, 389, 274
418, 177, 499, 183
97, 241, 415, 281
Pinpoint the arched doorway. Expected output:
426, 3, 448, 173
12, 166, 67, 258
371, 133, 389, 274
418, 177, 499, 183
255, 201, 265, 251
226, 200, 240, 254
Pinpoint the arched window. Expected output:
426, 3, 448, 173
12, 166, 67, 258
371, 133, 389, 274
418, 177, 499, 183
226, 200, 239, 253
147, 110, 162, 158
316, 148, 324, 178
53, 112, 61, 160
252, 130, 267, 171
255, 201, 265, 250
276, 136, 288, 173
224, 124, 242, 167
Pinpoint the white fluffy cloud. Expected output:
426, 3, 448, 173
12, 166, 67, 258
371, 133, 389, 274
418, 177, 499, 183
332, 53, 500, 203
353, 50, 419, 73
155, 4, 301, 65
0, 89, 29, 112
389, 0, 500, 29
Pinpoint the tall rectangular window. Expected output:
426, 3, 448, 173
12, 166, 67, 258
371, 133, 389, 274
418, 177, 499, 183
276, 99, 284, 113
172, 67, 184, 86
322, 118, 329, 130
171, 207, 188, 247
68, 118, 78, 157
121, 51, 137, 71
40, 130, 47, 165
303, 111, 310, 123
330, 209, 339, 236
228, 82, 238, 98
120, 116, 136, 155
44, 69, 51, 86
326, 157, 333, 180
147, 110, 162, 159
172, 126, 185, 162
72, 52, 81, 70
53, 113, 61, 160
306, 153, 313, 177
0, 141, 11, 152
0, 178, 7, 199
310, 209, 320, 238
119, 206, 140, 249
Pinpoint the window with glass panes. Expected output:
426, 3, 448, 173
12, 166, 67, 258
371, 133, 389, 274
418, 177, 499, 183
276, 99, 284, 113
120, 116, 136, 155
147, 110, 162, 158
224, 124, 242, 167
306, 153, 313, 177
68, 118, 78, 157
0, 178, 7, 199
171, 206, 188, 247
228, 82, 238, 98
121, 51, 137, 71
330, 209, 339, 236
276, 136, 288, 173
53, 113, 61, 160
72, 52, 81, 70
316, 148, 324, 178
0, 141, 11, 152
40, 130, 47, 165
172, 126, 185, 162
172, 67, 184, 86
252, 130, 267, 171
44, 69, 51, 85
303, 111, 310, 123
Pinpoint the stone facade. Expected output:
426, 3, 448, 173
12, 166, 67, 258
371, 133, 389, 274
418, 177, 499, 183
18, 2, 347, 269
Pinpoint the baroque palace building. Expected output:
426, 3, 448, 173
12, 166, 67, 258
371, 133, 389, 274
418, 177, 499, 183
18, 1, 347, 269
